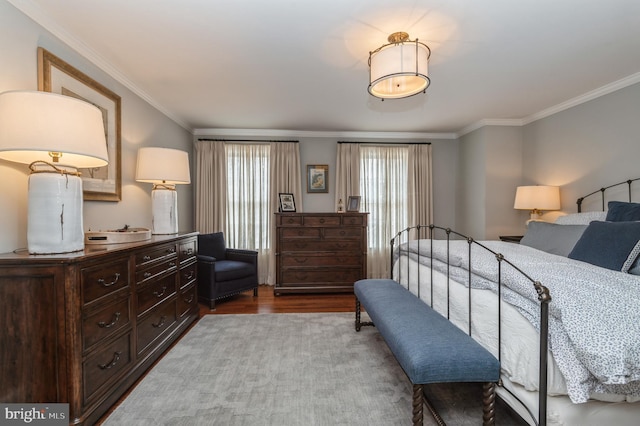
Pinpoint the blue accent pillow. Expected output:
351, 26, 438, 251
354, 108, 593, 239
606, 201, 640, 222
568, 221, 640, 272
198, 232, 227, 260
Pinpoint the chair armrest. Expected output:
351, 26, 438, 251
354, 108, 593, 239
226, 249, 258, 265
197, 254, 217, 263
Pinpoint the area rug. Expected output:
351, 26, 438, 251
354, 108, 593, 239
102, 313, 524, 425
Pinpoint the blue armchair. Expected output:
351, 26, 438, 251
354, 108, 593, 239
197, 232, 258, 309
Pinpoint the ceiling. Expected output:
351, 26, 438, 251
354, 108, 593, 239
10, 0, 640, 135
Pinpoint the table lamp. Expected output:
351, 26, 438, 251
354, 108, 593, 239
135, 147, 190, 234
0, 90, 108, 254
514, 185, 561, 221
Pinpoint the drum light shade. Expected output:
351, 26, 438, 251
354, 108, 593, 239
0, 90, 109, 254
368, 32, 431, 99
514, 185, 561, 221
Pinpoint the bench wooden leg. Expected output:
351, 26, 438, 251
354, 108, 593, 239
412, 384, 424, 426
482, 382, 496, 426
355, 297, 373, 331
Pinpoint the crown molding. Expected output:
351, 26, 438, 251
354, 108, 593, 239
193, 128, 459, 140
522, 72, 640, 125
7, 0, 191, 131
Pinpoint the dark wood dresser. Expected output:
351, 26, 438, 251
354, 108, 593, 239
0, 233, 199, 425
275, 212, 367, 294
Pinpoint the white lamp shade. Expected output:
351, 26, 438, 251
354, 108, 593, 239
514, 185, 561, 211
369, 41, 430, 99
135, 147, 191, 185
0, 90, 108, 168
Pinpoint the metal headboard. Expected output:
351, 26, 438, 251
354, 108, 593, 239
576, 177, 640, 212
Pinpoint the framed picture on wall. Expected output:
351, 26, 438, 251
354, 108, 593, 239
306, 164, 328, 193
279, 193, 296, 212
37, 47, 122, 202
347, 196, 361, 212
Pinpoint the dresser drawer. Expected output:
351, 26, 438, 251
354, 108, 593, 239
177, 283, 197, 319
280, 240, 362, 252
179, 261, 197, 289
304, 216, 341, 226
83, 332, 133, 404
82, 258, 131, 305
281, 254, 362, 267
83, 297, 131, 352
341, 215, 365, 226
136, 273, 176, 317
281, 268, 362, 284
277, 215, 303, 226
178, 239, 197, 263
280, 228, 321, 239
324, 227, 363, 239
136, 258, 178, 285
137, 301, 177, 355
135, 243, 177, 268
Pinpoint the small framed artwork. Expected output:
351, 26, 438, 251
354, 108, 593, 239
38, 47, 122, 202
347, 196, 361, 212
279, 193, 296, 212
307, 164, 329, 193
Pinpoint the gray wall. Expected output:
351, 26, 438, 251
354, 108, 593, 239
522, 82, 640, 216
0, 1, 194, 253
456, 126, 523, 239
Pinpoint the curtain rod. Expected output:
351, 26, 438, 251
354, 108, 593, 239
337, 141, 430, 145
197, 138, 299, 143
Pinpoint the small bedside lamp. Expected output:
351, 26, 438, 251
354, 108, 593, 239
135, 147, 190, 235
0, 90, 108, 254
514, 185, 561, 221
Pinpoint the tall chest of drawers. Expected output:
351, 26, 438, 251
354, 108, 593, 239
0, 233, 198, 425
275, 213, 367, 294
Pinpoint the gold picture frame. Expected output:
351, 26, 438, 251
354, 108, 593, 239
307, 164, 328, 193
37, 47, 122, 202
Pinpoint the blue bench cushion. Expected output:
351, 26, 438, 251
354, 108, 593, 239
354, 279, 500, 385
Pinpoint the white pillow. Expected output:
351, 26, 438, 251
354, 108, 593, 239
554, 211, 607, 225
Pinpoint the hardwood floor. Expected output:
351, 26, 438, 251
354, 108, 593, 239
199, 284, 356, 315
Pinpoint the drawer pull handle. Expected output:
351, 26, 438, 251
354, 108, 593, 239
97, 312, 121, 329
184, 294, 194, 304
169, 262, 176, 267
340, 231, 346, 236
152, 315, 167, 328
167, 248, 176, 254
97, 273, 120, 288
144, 272, 152, 279
143, 255, 151, 261
319, 218, 325, 223
184, 270, 195, 280
336, 243, 348, 249
183, 248, 194, 256
294, 258, 308, 264
287, 218, 294, 223
98, 351, 122, 370
153, 286, 167, 298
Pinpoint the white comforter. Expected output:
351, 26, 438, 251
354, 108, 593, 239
397, 239, 640, 403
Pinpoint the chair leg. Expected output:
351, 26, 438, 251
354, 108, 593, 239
209, 299, 216, 310
253, 287, 258, 297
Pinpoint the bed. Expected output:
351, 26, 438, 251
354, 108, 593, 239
391, 179, 640, 426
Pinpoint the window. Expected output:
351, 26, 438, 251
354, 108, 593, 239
360, 145, 409, 278
225, 143, 271, 251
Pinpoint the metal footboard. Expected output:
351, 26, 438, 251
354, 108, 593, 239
389, 224, 551, 426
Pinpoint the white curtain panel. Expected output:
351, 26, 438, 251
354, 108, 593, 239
408, 144, 434, 236
334, 143, 361, 207
194, 140, 226, 233
269, 142, 303, 285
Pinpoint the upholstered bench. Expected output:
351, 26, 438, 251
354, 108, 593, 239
354, 278, 500, 426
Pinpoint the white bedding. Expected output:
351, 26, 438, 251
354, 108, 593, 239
394, 239, 640, 404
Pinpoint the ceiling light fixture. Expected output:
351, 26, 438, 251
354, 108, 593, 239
368, 32, 431, 100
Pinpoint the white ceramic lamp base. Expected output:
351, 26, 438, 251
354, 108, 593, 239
151, 187, 178, 234
27, 171, 84, 254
